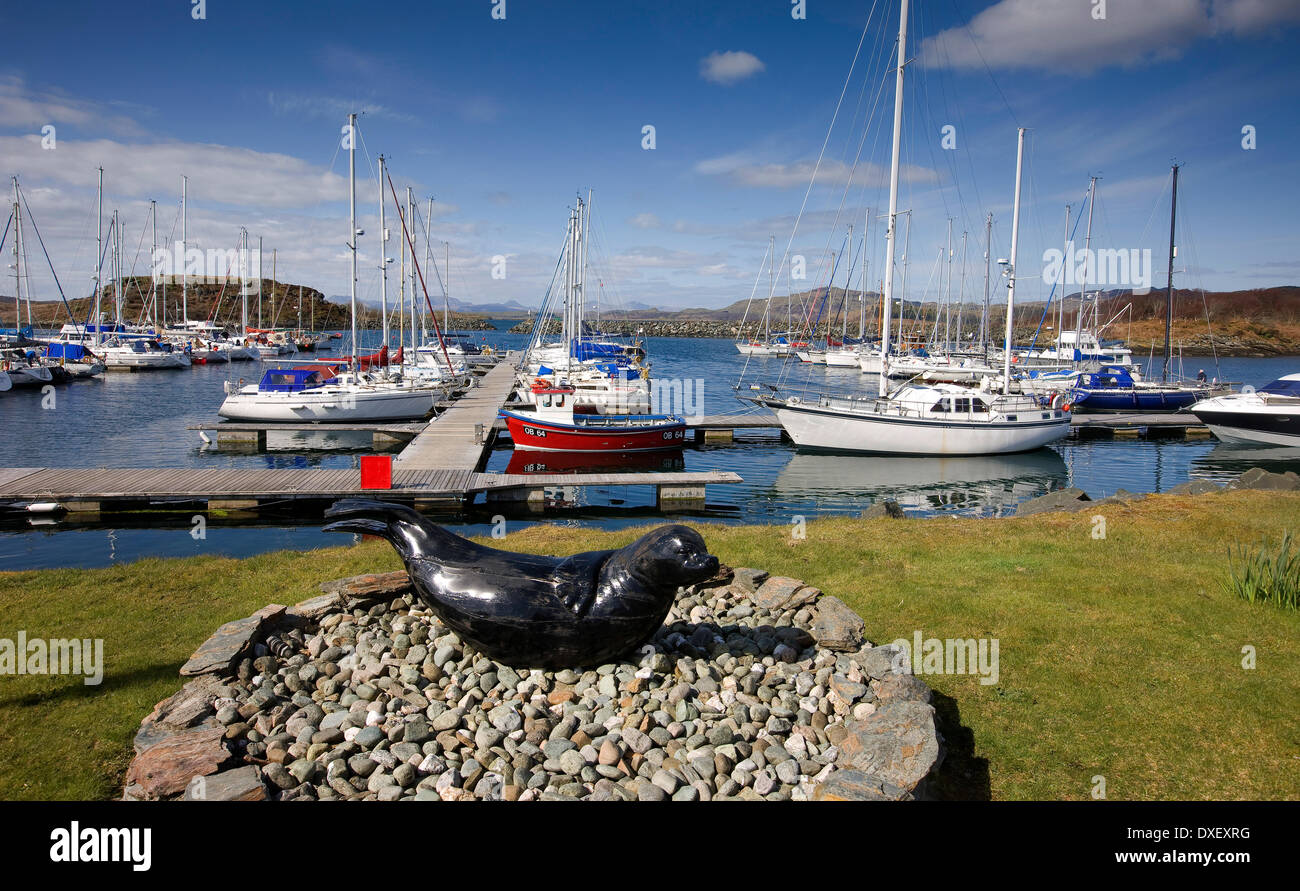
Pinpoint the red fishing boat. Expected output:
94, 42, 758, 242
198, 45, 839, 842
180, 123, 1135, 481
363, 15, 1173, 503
501, 380, 687, 452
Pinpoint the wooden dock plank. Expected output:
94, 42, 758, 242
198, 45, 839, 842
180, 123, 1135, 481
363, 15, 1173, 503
396, 361, 518, 472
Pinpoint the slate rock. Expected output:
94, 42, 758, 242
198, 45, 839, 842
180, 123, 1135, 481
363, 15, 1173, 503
835, 700, 941, 795
809, 597, 865, 652
860, 500, 906, 519
179, 604, 286, 676
1014, 487, 1093, 517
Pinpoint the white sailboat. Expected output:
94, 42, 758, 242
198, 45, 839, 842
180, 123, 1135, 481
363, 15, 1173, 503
742, 0, 1070, 456
515, 195, 652, 414
219, 113, 443, 422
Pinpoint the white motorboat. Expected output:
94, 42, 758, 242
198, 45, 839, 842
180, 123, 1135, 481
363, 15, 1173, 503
100, 337, 189, 369
1190, 373, 1300, 447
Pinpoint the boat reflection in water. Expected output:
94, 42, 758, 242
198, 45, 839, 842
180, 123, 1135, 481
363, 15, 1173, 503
504, 449, 686, 476
1188, 443, 1300, 486
772, 448, 1070, 517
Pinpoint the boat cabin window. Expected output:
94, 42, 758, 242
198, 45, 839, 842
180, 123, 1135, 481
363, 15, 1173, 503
970, 398, 989, 413
930, 398, 949, 413
953, 397, 972, 413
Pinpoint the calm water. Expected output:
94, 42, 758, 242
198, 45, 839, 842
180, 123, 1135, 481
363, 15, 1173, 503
2, 323, 1296, 570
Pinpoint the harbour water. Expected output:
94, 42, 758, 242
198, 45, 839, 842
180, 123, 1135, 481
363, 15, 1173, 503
2, 323, 1296, 570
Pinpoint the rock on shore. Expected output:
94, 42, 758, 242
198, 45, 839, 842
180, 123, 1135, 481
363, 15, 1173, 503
125, 568, 942, 802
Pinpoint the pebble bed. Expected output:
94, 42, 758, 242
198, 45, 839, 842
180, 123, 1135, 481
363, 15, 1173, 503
212, 575, 892, 801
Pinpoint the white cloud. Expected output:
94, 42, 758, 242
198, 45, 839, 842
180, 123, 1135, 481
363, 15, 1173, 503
695, 155, 938, 189
919, 0, 1300, 72
0, 134, 349, 209
0, 75, 149, 139
700, 51, 766, 85
627, 212, 662, 229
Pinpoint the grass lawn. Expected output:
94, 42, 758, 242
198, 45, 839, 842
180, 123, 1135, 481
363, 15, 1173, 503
1, 490, 1296, 800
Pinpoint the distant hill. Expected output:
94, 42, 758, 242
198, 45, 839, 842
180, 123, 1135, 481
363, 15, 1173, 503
2, 278, 496, 331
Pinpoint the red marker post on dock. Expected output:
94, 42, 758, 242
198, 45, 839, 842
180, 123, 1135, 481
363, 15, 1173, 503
360, 455, 392, 490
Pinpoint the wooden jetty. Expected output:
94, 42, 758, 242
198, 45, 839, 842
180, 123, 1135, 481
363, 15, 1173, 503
0, 466, 741, 514
396, 361, 517, 472
0, 357, 742, 516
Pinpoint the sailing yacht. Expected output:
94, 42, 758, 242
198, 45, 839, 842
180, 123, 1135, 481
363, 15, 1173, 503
741, 0, 1069, 456
514, 195, 653, 415
218, 113, 444, 422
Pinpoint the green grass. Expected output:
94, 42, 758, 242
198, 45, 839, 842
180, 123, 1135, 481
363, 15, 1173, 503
1, 490, 1297, 800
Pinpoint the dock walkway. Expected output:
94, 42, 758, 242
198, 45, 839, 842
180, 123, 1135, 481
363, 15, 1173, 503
396, 360, 518, 471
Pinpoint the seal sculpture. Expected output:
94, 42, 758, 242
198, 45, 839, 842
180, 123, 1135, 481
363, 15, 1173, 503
323, 499, 719, 668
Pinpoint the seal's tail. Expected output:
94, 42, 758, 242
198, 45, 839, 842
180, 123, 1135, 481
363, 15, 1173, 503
323, 499, 431, 559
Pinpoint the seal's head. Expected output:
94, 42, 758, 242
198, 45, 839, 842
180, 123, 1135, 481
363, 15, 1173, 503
624, 524, 719, 590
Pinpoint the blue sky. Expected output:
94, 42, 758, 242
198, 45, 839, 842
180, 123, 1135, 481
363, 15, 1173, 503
2, 0, 1299, 316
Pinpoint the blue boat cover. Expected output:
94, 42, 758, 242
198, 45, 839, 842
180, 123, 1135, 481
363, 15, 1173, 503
45, 343, 88, 361
258, 367, 329, 392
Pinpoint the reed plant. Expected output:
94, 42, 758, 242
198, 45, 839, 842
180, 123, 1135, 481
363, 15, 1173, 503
1223, 531, 1300, 610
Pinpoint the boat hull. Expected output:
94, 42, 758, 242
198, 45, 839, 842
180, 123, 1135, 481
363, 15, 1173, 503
502, 410, 687, 452
770, 401, 1071, 456
1191, 408, 1300, 447
1071, 387, 1206, 412
218, 387, 437, 422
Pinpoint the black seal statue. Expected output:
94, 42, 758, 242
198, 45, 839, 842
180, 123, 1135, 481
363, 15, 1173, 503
323, 499, 719, 668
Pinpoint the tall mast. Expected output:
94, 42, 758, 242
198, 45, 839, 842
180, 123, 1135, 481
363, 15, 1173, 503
1057, 204, 1069, 349
444, 239, 450, 334
1164, 164, 1179, 382
981, 211, 991, 355
378, 154, 389, 349
347, 112, 358, 372
407, 187, 416, 350
956, 230, 968, 349
859, 211, 868, 340
943, 217, 953, 349
759, 232, 769, 343
94, 167, 103, 344
113, 210, 122, 327
879, 0, 908, 395
844, 225, 853, 343
1002, 127, 1027, 394
257, 236, 263, 329
399, 185, 407, 351
150, 199, 157, 327
11, 177, 20, 331
1076, 176, 1097, 363
897, 210, 911, 348
181, 175, 188, 325
239, 228, 249, 335
271, 248, 277, 325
